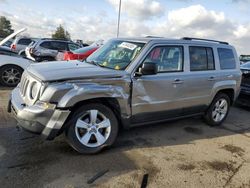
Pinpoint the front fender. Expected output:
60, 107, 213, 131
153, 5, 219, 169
51, 80, 132, 118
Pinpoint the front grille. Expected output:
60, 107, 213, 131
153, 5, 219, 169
20, 73, 29, 97
18, 71, 41, 105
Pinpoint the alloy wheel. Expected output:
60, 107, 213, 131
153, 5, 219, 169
212, 98, 228, 122
75, 109, 111, 147
2, 68, 21, 86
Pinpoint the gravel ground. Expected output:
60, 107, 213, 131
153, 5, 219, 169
0, 88, 250, 188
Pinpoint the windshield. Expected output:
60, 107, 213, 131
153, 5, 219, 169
86, 40, 145, 70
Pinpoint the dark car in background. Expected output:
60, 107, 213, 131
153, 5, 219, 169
239, 55, 250, 65
237, 62, 250, 106
0, 46, 19, 57
2, 39, 13, 48
25, 39, 81, 62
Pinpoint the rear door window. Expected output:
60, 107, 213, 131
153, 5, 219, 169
218, 48, 236, 69
189, 46, 215, 71
51, 42, 68, 51
40, 41, 52, 49
18, 38, 32, 45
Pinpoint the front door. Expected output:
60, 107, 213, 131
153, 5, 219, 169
131, 45, 186, 123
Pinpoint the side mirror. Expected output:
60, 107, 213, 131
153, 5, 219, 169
140, 62, 158, 75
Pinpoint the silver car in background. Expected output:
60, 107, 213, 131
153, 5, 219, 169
11, 36, 37, 56
25, 39, 81, 62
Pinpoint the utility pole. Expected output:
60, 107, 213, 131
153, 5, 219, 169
117, 0, 121, 37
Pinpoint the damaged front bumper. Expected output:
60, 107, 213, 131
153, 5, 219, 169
8, 87, 70, 140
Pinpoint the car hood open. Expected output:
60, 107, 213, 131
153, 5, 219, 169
27, 60, 127, 82
0, 28, 27, 46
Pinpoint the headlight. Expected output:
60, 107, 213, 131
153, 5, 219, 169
30, 82, 38, 99
35, 101, 56, 109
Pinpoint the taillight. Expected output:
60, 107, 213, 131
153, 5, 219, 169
63, 51, 77, 60
29, 48, 33, 54
11, 44, 16, 50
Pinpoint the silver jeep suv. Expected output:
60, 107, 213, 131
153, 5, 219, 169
9, 37, 241, 154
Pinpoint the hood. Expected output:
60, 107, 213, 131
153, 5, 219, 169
27, 60, 127, 82
0, 28, 27, 46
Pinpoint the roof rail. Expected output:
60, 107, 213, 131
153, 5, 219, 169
40, 38, 72, 42
181, 37, 229, 45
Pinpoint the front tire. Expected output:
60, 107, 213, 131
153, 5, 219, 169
204, 93, 230, 126
0, 65, 23, 87
65, 103, 119, 154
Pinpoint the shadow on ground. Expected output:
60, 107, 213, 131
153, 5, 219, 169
0, 88, 249, 187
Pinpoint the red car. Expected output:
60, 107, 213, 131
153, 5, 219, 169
63, 46, 98, 61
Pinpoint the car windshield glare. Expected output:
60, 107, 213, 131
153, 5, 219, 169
241, 61, 250, 69
86, 40, 145, 70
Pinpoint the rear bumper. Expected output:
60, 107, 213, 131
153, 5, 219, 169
9, 87, 70, 140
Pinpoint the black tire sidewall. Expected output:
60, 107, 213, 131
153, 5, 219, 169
204, 93, 230, 126
0, 65, 23, 87
65, 103, 119, 154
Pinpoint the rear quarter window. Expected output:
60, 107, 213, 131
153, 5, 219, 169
40, 41, 52, 49
68, 43, 81, 51
51, 42, 68, 51
218, 48, 236, 69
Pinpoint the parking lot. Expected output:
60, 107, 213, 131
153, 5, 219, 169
0, 88, 250, 188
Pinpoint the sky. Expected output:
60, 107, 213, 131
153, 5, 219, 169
0, 0, 250, 54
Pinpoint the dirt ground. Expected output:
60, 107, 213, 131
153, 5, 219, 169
0, 88, 250, 188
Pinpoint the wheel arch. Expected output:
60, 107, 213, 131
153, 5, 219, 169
216, 88, 235, 105
0, 63, 24, 70
61, 97, 124, 134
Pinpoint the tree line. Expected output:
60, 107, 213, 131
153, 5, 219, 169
0, 16, 71, 40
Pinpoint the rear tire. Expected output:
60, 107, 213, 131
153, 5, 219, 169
65, 103, 119, 154
204, 93, 230, 126
0, 65, 23, 87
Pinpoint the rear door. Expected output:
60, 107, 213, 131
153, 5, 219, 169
180, 46, 217, 115
39, 41, 58, 56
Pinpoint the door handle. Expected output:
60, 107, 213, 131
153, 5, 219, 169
172, 78, 184, 84
208, 76, 216, 81
227, 74, 233, 78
